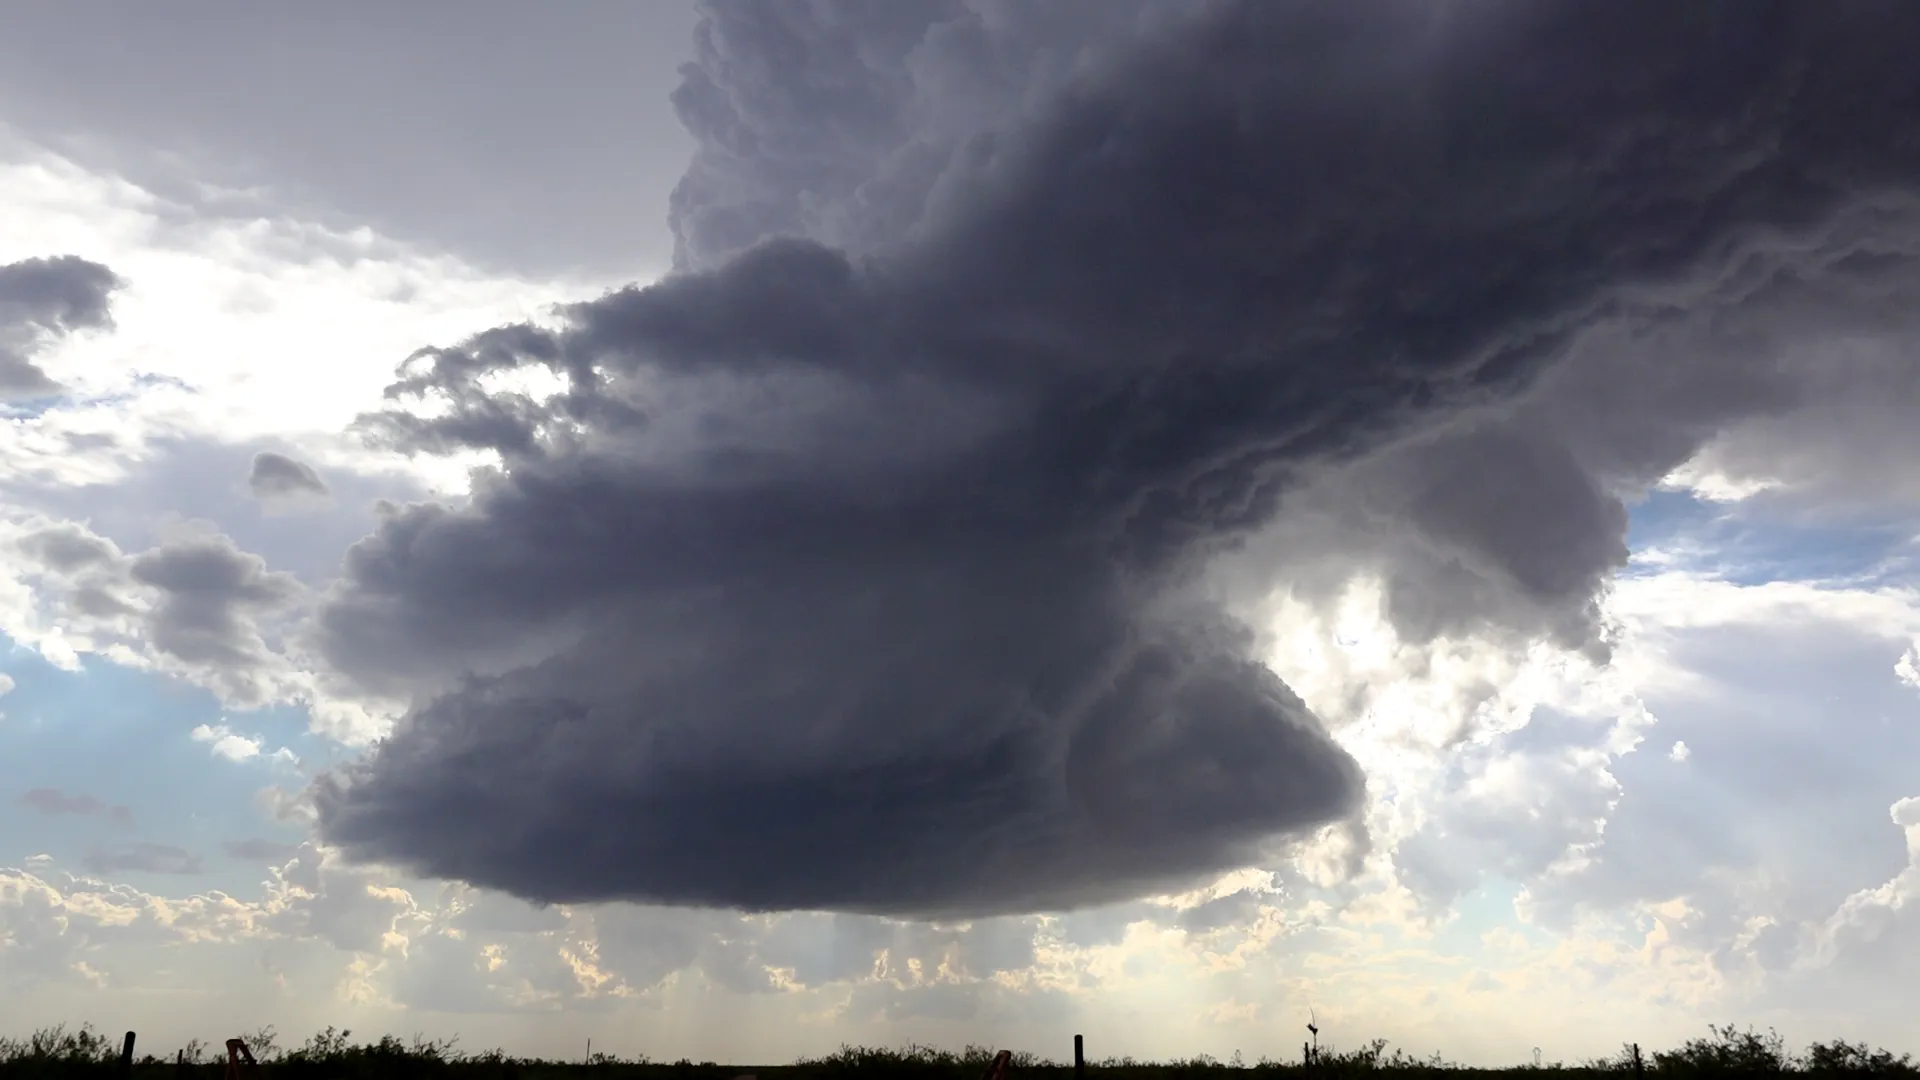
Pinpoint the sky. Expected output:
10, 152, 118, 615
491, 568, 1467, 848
4, 0, 1920, 1068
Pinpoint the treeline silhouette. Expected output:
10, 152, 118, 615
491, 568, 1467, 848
2, 1023, 1914, 1080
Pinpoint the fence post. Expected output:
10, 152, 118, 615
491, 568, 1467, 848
121, 1032, 137, 1078
1304, 1042, 1312, 1069
1632, 1044, 1645, 1080
1074, 1035, 1085, 1080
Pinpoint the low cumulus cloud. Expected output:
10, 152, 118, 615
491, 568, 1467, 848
0, 254, 122, 400
310, 1, 1920, 918
190, 721, 276, 763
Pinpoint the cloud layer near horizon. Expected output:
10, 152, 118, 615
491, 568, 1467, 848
308, 1, 1920, 917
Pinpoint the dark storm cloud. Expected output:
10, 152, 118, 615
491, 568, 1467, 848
314, 1, 1920, 916
248, 451, 331, 502
663, 0, 1173, 270
0, 255, 122, 399
1212, 181, 1920, 663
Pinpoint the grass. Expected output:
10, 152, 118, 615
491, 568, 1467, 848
1, 1024, 1914, 1080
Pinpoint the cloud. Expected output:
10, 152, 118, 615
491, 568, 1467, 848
1797, 796, 1920, 990
247, 450, 331, 505
0, 515, 306, 707
0, 672, 13, 697
1499, 572, 1920, 983
82, 842, 204, 876
0, 860, 284, 989
311, 3, 1920, 918
0, 138, 650, 740
0, 254, 121, 400
0, 6, 697, 280
0, 843, 422, 984
18, 787, 136, 829
1208, 194, 1920, 674
191, 722, 263, 762
257, 842, 418, 954
191, 722, 300, 767
0, 140, 617, 514
663, 0, 1172, 271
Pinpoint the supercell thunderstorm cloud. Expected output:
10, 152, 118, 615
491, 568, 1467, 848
311, 0, 1920, 917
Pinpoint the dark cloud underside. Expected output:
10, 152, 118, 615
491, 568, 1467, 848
248, 450, 331, 501
0, 255, 121, 399
312, 1, 1920, 916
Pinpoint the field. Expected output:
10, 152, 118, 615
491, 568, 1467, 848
2, 1024, 1914, 1080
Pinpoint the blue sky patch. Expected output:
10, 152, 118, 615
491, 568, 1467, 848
0, 637, 317, 897
1624, 487, 1915, 588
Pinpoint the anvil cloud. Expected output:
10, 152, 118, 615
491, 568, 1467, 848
311, 1, 1920, 916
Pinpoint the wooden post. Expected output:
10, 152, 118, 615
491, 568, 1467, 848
225, 1039, 257, 1080
1074, 1035, 1085, 1080
1632, 1044, 1645, 1080
1304, 1042, 1312, 1069
176, 1049, 186, 1079
121, 1032, 136, 1078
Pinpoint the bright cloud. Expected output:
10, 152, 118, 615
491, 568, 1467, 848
189, 721, 297, 768
190, 722, 262, 763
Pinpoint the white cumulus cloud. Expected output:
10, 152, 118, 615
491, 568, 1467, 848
190, 721, 261, 763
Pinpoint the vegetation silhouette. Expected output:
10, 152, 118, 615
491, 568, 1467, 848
2, 1024, 1914, 1080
